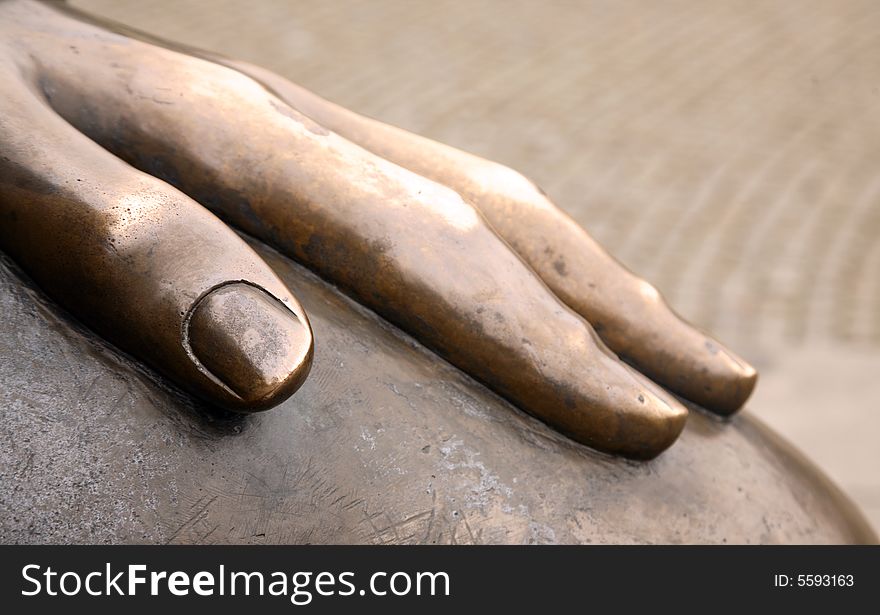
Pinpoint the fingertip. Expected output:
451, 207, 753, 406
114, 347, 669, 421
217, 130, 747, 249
626, 293, 760, 416
704, 349, 758, 416
619, 382, 689, 460
186, 282, 313, 411
579, 357, 689, 460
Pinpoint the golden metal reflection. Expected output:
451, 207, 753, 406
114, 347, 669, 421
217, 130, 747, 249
0, 0, 758, 459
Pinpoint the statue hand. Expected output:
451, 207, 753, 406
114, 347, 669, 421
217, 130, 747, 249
0, 0, 756, 459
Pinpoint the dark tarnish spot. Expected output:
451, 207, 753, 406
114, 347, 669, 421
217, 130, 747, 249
553, 258, 568, 277
270, 99, 330, 136
369, 237, 393, 255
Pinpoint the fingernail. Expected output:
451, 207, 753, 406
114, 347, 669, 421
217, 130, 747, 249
711, 349, 759, 415
187, 283, 313, 409
581, 353, 689, 459
622, 366, 689, 459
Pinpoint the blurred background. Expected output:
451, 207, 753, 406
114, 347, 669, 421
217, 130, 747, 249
72, 0, 880, 531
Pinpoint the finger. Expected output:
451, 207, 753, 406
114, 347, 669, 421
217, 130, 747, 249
57, 0, 750, 414
0, 65, 313, 412
28, 21, 687, 458
220, 58, 758, 416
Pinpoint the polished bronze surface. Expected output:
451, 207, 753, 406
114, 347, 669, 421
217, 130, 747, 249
187, 283, 313, 405
0, 0, 759, 458
219, 60, 758, 416
0, 238, 875, 544
0, 16, 314, 412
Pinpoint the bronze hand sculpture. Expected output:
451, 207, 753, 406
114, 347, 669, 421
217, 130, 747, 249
0, 0, 756, 459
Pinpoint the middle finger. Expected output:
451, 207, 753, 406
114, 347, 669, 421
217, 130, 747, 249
29, 16, 687, 459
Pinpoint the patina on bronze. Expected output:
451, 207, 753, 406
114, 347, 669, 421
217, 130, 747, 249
1, 233, 875, 544
0, 0, 756, 458
217, 61, 758, 416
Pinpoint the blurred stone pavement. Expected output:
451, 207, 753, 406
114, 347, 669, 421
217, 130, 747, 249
72, 0, 880, 533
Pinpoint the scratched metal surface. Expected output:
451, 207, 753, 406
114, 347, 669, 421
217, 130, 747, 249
2, 0, 878, 543
65, 0, 880, 531
0, 241, 874, 544
65, 0, 880, 527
